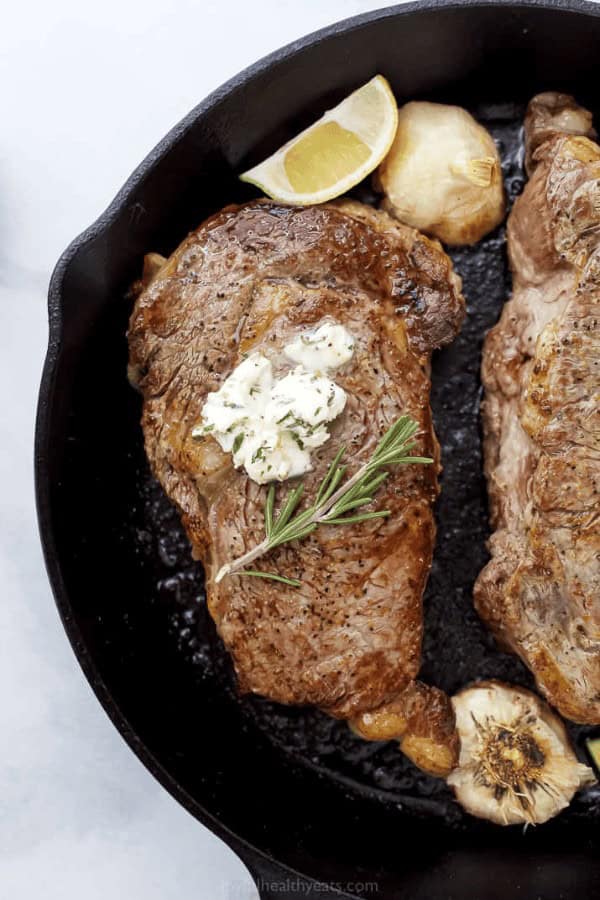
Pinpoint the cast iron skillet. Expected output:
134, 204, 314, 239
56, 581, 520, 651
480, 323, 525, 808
36, 2, 600, 897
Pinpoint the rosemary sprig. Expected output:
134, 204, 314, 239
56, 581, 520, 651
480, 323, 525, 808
215, 415, 432, 587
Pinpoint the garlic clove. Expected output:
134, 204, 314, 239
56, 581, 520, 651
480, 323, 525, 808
350, 680, 459, 777
447, 680, 595, 826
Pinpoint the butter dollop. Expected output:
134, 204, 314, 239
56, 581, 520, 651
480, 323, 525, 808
193, 321, 355, 484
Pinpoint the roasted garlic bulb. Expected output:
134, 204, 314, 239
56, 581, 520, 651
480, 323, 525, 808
447, 681, 595, 826
377, 101, 505, 245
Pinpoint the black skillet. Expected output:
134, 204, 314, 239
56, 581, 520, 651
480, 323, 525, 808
35, 2, 600, 897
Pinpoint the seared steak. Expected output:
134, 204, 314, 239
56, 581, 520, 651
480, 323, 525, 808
475, 93, 600, 724
128, 199, 464, 770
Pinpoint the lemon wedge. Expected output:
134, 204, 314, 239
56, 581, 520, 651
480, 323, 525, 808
240, 75, 398, 205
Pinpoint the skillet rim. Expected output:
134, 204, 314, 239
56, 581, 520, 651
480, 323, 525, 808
35, 0, 600, 893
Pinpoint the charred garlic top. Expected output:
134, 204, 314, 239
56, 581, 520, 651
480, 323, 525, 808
447, 681, 595, 826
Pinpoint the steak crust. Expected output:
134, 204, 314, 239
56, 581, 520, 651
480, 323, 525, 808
128, 199, 464, 764
475, 94, 600, 724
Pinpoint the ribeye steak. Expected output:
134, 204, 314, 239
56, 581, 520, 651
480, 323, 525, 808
475, 94, 600, 724
128, 199, 465, 771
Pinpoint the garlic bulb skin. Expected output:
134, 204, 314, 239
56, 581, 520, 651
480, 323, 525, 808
377, 102, 505, 245
447, 681, 595, 826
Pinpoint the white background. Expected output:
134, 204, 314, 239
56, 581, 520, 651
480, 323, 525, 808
0, 1, 403, 898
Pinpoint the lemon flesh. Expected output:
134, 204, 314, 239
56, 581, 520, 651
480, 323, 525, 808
240, 75, 398, 206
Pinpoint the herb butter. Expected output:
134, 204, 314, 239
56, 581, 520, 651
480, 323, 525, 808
193, 321, 354, 484
285, 322, 355, 371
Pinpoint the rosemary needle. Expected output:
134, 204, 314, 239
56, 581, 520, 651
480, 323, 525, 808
215, 415, 432, 587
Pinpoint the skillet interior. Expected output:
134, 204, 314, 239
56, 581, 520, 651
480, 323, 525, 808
37, 2, 600, 897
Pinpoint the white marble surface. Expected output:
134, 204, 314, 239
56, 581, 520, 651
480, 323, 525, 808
0, 1, 401, 897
